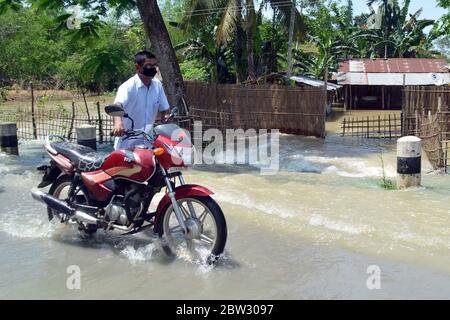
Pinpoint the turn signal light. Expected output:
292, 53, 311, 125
153, 147, 165, 156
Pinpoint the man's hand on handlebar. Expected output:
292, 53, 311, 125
160, 110, 168, 123
113, 116, 124, 137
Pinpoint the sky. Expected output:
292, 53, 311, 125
352, 0, 447, 21
260, 0, 448, 23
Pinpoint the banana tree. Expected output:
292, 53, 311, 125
179, 0, 305, 81
174, 34, 233, 83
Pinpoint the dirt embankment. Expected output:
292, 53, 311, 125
4, 89, 76, 102
1, 89, 115, 114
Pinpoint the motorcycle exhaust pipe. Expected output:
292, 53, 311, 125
31, 190, 74, 215
72, 210, 132, 230
32, 190, 99, 225
31, 191, 134, 229
73, 211, 98, 224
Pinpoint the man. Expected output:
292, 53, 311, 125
112, 51, 170, 149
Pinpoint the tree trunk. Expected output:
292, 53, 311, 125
80, 86, 91, 124
323, 62, 328, 139
246, 0, 256, 80
137, 0, 188, 115
271, 8, 276, 73
286, 0, 296, 79
234, 21, 244, 83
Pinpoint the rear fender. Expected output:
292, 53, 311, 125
36, 161, 62, 188
154, 184, 213, 226
48, 151, 74, 173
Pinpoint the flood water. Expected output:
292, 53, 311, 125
1, 135, 450, 299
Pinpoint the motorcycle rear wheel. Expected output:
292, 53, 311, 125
156, 196, 227, 264
47, 175, 97, 235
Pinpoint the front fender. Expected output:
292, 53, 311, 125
154, 184, 214, 226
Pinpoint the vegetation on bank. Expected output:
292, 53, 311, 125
0, 0, 448, 95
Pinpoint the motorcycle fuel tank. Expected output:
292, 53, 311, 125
101, 146, 156, 183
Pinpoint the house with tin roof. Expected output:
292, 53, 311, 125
336, 58, 450, 110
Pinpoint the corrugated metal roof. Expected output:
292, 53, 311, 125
290, 75, 342, 90
339, 58, 449, 73
337, 72, 450, 86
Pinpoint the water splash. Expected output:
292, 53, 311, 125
120, 243, 157, 263
215, 191, 297, 219
0, 207, 56, 238
309, 214, 373, 236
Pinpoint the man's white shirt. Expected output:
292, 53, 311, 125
113, 74, 170, 150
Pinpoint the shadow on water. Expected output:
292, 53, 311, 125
51, 228, 241, 270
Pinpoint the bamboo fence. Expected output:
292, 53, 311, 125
185, 82, 326, 137
341, 113, 401, 139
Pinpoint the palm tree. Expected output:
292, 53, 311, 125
245, 0, 256, 79
179, 0, 305, 81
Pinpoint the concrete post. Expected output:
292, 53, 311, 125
76, 125, 96, 150
0, 122, 19, 155
397, 136, 421, 189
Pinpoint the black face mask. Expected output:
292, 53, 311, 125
141, 64, 157, 78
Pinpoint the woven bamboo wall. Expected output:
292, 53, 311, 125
403, 86, 450, 116
186, 82, 326, 137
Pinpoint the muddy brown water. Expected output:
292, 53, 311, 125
1, 135, 450, 299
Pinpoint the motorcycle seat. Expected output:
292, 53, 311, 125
50, 141, 107, 172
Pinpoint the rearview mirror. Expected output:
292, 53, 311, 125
170, 107, 178, 117
164, 107, 179, 123
105, 104, 125, 117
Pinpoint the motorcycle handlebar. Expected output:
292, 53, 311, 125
109, 129, 155, 143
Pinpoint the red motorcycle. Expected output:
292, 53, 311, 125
31, 104, 227, 263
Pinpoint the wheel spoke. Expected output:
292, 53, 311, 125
164, 198, 221, 257
186, 239, 193, 252
170, 225, 182, 233
186, 200, 197, 219
180, 205, 190, 219
200, 233, 214, 245
198, 209, 207, 223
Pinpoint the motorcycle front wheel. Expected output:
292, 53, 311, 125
156, 196, 227, 263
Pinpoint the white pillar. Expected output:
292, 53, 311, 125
76, 125, 96, 150
397, 136, 421, 189
0, 122, 18, 155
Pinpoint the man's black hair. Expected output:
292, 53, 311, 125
134, 51, 156, 66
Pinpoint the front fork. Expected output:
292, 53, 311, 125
161, 167, 189, 234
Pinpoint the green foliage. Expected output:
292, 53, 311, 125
179, 60, 208, 81
436, 0, 450, 34
0, 3, 138, 91
379, 151, 396, 190
291, 0, 445, 80
0, 0, 447, 88
0, 87, 8, 102
0, 0, 22, 14
123, 22, 147, 56
0, 7, 64, 86
381, 178, 396, 190
435, 36, 450, 61
37, 95, 49, 108
56, 103, 69, 117
101, 90, 117, 97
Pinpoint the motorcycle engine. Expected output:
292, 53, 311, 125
105, 198, 129, 226
105, 186, 148, 226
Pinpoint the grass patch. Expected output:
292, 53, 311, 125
379, 151, 396, 190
